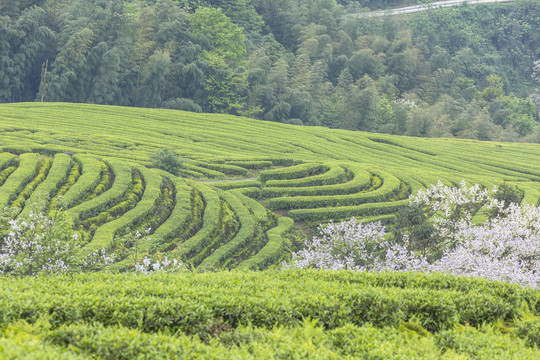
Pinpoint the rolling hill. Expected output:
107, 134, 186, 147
1, 102, 540, 270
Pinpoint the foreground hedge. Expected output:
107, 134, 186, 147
1, 271, 539, 335
1, 271, 540, 359
3, 318, 540, 360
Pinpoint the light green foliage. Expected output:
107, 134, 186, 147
0, 271, 539, 358
179, 180, 222, 260
188, 7, 246, 65
66, 160, 133, 225
239, 217, 294, 270
81, 166, 162, 257
1, 103, 540, 269
0, 153, 40, 209
18, 153, 72, 218
198, 190, 256, 270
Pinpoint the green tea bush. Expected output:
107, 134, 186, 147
18, 154, 72, 218
0, 153, 40, 208
198, 191, 256, 270
67, 161, 133, 222
265, 164, 347, 187
239, 217, 294, 270
259, 163, 328, 183
81, 167, 161, 256
179, 181, 222, 259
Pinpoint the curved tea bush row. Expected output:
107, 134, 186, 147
80, 167, 162, 257
265, 163, 347, 188
11, 157, 52, 212
67, 160, 132, 223
110, 175, 194, 270
0, 153, 40, 209
49, 160, 80, 212
286, 179, 423, 222
178, 168, 203, 178
209, 179, 262, 191
235, 186, 261, 198
150, 176, 193, 245
0, 152, 16, 171
231, 189, 268, 223
518, 182, 540, 206
262, 164, 371, 198
183, 162, 226, 179
239, 216, 294, 270
198, 190, 256, 271
225, 160, 272, 169
82, 169, 143, 229
73, 159, 112, 207
267, 169, 401, 210
18, 153, 72, 217
259, 163, 327, 183
289, 199, 410, 222
60, 155, 103, 209
179, 180, 222, 260
0, 165, 17, 189
192, 161, 249, 176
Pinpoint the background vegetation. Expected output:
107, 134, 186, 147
1, 0, 539, 141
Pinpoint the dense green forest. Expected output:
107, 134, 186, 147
1, 0, 539, 141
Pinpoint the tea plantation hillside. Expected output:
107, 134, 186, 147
1, 102, 540, 270
2, 271, 540, 359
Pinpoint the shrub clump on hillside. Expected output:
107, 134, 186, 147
289, 181, 540, 288
163, 98, 203, 113
151, 148, 183, 175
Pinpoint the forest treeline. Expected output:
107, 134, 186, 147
1, 0, 539, 142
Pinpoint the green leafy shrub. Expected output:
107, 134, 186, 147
151, 148, 183, 175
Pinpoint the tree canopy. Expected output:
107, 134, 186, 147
0, 0, 539, 142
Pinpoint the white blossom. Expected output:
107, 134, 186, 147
289, 182, 540, 289
135, 256, 183, 274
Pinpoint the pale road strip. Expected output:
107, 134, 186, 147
347, 0, 517, 18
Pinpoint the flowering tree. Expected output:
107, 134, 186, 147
290, 181, 540, 288
0, 197, 186, 276
388, 202, 540, 288
290, 218, 386, 271
0, 209, 80, 276
134, 256, 183, 274
409, 180, 501, 247
80, 248, 116, 272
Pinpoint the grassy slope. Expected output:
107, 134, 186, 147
2, 102, 539, 184
1, 102, 540, 267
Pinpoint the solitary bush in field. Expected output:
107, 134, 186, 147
151, 148, 183, 175
163, 98, 202, 113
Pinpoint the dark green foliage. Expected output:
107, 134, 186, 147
393, 203, 439, 258
0, 0, 538, 141
494, 182, 524, 207
151, 148, 183, 175
163, 98, 202, 113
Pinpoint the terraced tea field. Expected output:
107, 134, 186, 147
1, 102, 540, 269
